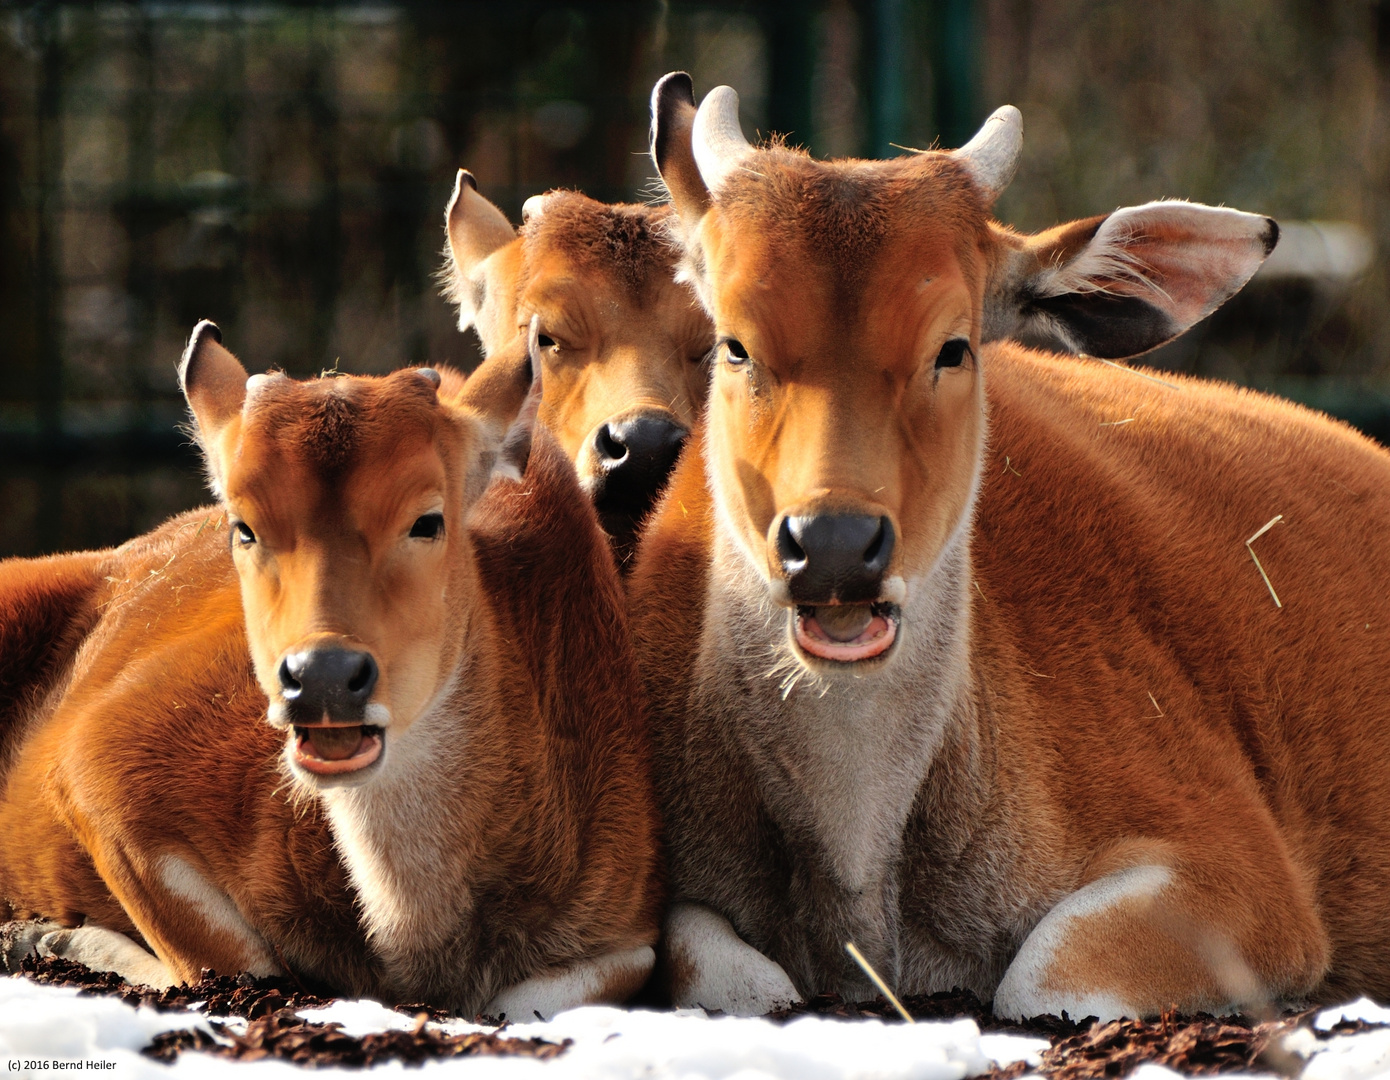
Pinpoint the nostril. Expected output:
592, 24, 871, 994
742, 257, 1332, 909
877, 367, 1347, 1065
278, 657, 302, 698
776, 517, 807, 572
347, 653, 378, 699
864, 516, 895, 572
596, 424, 628, 463
863, 521, 885, 564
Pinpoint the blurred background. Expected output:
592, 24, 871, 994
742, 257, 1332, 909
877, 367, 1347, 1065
2, 0, 1388, 556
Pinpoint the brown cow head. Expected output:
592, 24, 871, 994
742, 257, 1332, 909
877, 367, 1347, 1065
179, 320, 539, 788
442, 171, 713, 564
651, 72, 1276, 669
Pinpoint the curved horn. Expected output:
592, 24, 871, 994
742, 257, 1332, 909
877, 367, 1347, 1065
950, 105, 1023, 205
692, 85, 753, 192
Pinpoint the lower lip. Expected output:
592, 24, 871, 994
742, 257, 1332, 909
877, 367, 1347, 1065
794, 605, 898, 662
292, 727, 384, 775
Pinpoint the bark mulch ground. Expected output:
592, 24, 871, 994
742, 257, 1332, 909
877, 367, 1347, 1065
14, 956, 1389, 1074
17, 953, 569, 1067
142, 1012, 570, 1068
772, 990, 1389, 1079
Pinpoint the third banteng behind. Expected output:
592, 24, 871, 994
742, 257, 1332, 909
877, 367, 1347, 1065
634, 72, 1390, 1020
442, 172, 712, 565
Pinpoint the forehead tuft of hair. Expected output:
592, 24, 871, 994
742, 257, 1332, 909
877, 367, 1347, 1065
243, 370, 442, 476
716, 148, 990, 290
522, 192, 678, 294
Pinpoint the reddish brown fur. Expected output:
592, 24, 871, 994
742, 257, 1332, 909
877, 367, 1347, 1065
444, 183, 713, 565
523, 196, 676, 294
0, 357, 661, 1012
634, 347, 1390, 1008
635, 92, 1390, 1017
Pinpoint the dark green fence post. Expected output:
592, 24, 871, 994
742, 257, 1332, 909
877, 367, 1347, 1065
765, 0, 813, 148
933, 0, 976, 148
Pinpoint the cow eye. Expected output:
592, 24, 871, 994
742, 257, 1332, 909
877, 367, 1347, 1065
935, 338, 971, 369
722, 338, 750, 365
537, 333, 557, 349
232, 521, 256, 547
409, 513, 445, 540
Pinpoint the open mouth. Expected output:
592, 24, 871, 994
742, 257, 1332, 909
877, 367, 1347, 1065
794, 602, 899, 662
292, 723, 384, 775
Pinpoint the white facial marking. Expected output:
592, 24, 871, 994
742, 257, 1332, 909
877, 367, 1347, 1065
158, 854, 280, 977
993, 864, 1173, 1022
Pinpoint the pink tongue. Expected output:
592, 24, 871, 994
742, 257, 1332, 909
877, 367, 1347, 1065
305, 727, 365, 761
812, 604, 875, 642
796, 607, 896, 661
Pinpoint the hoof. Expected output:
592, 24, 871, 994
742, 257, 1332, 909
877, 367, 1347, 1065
1, 918, 66, 973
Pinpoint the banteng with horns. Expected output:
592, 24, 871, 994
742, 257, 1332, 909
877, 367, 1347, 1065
634, 71, 1390, 1020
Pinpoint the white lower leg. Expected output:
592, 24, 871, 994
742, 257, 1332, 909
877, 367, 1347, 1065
38, 924, 177, 990
664, 902, 802, 1016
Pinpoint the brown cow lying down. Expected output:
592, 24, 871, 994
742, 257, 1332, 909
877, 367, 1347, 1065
440, 171, 713, 566
0, 322, 661, 1017
634, 73, 1390, 1020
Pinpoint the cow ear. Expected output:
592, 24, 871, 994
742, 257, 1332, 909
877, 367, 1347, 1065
443, 169, 517, 332
456, 316, 543, 503
985, 201, 1279, 359
650, 72, 709, 230
179, 320, 248, 498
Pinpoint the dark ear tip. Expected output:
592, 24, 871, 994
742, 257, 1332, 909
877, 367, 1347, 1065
654, 71, 695, 108
651, 73, 698, 169
179, 319, 222, 384
652, 72, 696, 127
458, 169, 478, 192
1262, 218, 1280, 256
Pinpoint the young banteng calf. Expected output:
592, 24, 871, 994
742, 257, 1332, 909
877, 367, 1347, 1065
0, 323, 661, 1016
634, 73, 1390, 1020
441, 171, 713, 565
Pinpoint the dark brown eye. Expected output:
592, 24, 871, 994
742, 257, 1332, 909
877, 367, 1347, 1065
723, 338, 749, 364
537, 334, 557, 349
935, 338, 971, 369
410, 513, 444, 540
232, 521, 256, 546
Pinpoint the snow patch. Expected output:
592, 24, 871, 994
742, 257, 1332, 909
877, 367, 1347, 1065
6, 975, 1390, 1079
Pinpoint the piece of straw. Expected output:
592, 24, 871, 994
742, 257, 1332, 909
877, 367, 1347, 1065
844, 942, 913, 1023
1095, 358, 1181, 390
1245, 514, 1285, 609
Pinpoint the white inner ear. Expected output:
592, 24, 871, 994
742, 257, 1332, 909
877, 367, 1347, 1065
1031, 200, 1275, 328
1033, 211, 1174, 303
457, 249, 511, 343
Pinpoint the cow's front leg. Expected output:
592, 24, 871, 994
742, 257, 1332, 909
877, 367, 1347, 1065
69, 850, 282, 987
38, 923, 177, 989
994, 861, 1329, 1021
663, 902, 802, 1016
485, 944, 655, 1022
